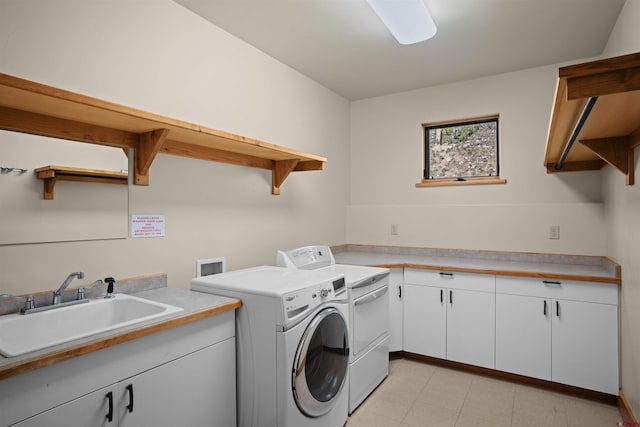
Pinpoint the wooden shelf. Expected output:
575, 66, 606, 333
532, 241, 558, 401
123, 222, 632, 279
34, 165, 128, 200
544, 52, 640, 185
0, 73, 326, 195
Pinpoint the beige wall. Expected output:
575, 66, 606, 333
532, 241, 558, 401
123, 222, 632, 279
601, 0, 640, 417
0, 132, 129, 244
0, 1, 636, 415
0, 0, 350, 294
348, 4, 637, 414
348, 64, 606, 254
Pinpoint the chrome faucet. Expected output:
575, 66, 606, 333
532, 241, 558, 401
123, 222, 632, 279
53, 272, 85, 305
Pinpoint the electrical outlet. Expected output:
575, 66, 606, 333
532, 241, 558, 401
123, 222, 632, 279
549, 225, 560, 240
391, 224, 399, 235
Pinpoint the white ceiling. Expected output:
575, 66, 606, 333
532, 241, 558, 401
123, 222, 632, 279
174, 0, 626, 100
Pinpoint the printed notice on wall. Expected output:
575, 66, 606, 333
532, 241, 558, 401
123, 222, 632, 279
131, 214, 165, 238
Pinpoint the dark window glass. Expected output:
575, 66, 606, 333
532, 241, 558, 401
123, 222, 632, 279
424, 116, 499, 180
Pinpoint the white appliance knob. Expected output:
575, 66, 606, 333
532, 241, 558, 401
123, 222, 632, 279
320, 288, 329, 299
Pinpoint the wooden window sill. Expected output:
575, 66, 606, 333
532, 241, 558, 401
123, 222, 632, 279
415, 177, 507, 188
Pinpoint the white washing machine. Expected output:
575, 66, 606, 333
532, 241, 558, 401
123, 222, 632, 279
277, 246, 390, 413
190, 266, 349, 427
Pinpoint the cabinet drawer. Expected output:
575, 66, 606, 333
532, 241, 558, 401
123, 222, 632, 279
404, 268, 494, 293
496, 276, 618, 305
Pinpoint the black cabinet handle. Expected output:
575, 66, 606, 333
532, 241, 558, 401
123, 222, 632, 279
543, 300, 547, 316
449, 290, 453, 305
126, 384, 134, 413
543, 280, 561, 286
105, 391, 114, 422
440, 272, 454, 277
398, 286, 402, 299
440, 289, 443, 303
556, 301, 560, 317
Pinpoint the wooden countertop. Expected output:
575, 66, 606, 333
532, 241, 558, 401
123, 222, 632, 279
332, 245, 621, 285
0, 287, 241, 381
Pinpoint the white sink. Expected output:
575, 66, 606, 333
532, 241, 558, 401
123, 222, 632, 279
0, 294, 183, 357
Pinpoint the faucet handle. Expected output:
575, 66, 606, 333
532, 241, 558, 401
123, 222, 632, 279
76, 288, 86, 300
1, 294, 35, 311
16, 295, 36, 314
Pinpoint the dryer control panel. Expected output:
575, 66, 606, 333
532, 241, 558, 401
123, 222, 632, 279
277, 245, 335, 270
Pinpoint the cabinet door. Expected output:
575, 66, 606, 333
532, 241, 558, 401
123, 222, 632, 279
403, 284, 446, 358
388, 268, 404, 352
12, 385, 112, 427
119, 338, 236, 427
551, 299, 618, 394
446, 289, 495, 369
496, 293, 551, 380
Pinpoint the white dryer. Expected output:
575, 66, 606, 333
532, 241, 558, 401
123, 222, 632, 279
277, 246, 390, 413
191, 266, 349, 427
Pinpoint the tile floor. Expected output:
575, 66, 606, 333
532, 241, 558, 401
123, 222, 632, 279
346, 358, 622, 427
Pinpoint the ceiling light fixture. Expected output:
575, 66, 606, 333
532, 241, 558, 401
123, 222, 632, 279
367, 0, 437, 45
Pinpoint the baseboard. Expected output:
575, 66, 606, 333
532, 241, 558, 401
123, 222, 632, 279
396, 351, 618, 405
619, 390, 638, 424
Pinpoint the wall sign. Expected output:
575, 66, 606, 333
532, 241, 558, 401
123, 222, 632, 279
131, 214, 165, 238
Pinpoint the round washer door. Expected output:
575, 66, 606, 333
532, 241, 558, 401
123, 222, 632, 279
292, 306, 349, 417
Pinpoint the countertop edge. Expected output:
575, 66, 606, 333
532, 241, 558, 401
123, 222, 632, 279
332, 245, 621, 285
387, 263, 621, 285
0, 295, 241, 381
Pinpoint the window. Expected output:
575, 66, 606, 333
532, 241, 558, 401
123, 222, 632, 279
417, 115, 506, 187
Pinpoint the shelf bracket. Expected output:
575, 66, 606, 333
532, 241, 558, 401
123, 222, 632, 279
580, 136, 635, 185
36, 169, 57, 200
272, 159, 299, 195
134, 129, 169, 185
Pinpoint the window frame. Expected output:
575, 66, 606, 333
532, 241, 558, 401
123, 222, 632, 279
417, 114, 506, 188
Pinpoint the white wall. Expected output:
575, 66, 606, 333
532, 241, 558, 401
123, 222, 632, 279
0, 0, 350, 294
601, 0, 640, 417
348, 65, 606, 254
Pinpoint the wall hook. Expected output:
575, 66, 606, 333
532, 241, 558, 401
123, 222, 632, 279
0, 166, 28, 174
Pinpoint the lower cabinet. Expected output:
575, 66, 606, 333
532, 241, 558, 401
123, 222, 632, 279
402, 270, 619, 395
495, 276, 619, 395
388, 268, 404, 352
404, 283, 446, 359
1, 311, 237, 427
495, 293, 551, 381
13, 340, 235, 427
446, 287, 495, 369
552, 299, 618, 394
403, 269, 495, 369
12, 382, 116, 427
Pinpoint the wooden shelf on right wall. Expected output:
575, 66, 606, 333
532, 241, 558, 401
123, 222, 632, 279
544, 52, 640, 185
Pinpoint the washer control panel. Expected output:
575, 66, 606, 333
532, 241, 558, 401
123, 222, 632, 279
282, 276, 344, 322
